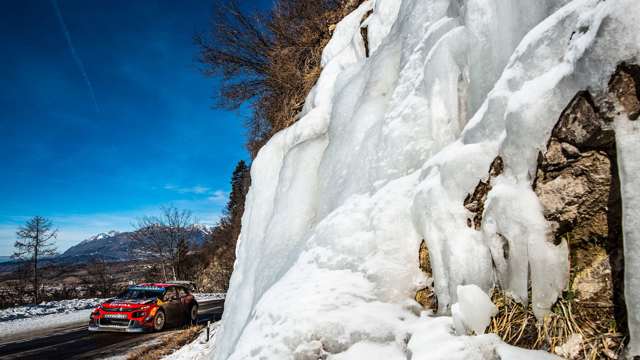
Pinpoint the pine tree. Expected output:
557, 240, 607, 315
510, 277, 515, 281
203, 160, 251, 291
227, 160, 251, 240
12, 216, 57, 304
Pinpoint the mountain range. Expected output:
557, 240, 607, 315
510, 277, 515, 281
0, 227, 209, 272
59, 227, 209, 263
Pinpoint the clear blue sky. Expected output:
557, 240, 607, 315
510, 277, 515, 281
0, 0, 268, 256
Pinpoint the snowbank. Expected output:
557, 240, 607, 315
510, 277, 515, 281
163, 322, 219, 360
0, 308, 93, 340
215, 0, 640, 358
0, 298, 104, 340
0, 297, 103, 322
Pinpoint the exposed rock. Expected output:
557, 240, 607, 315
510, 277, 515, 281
533, 89, 623, 308
549, 91, 615, 148
527, 66, 638, 358
464, 156, 503, 230
415, 240, 437, 311
489, 156, 504, 177
534, 145, 612, 243
359, 9, 374, 58
571, 246, 612, 302
609, 63, 640, 120
487, 64, 639, 359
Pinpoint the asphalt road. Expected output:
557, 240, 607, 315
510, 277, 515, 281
0, 305, 222, 360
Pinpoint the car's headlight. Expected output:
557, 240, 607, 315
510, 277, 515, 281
90, 308, 100, 318
133, 311, 145, 318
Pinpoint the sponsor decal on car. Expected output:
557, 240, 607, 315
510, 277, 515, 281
129, 286, 165, 291
104, 314, 128, 319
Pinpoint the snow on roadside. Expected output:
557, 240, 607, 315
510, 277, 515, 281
0, 298, 104, 341
162, 322, 219, 360
0, 298, 103, 322
0, 308, 94, 340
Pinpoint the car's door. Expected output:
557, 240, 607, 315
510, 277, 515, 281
163, 287, 181, 326
177, 286, 190, 321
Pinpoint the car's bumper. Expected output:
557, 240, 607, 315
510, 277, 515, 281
88, 319, 151, 333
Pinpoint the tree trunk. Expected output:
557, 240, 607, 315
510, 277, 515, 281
161, 262, 167, 282
34, 224, 39, 304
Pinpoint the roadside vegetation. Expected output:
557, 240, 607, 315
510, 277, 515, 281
197, 0, 363, 156
198, 160, 250, 292
129, 206, 204, 282
188, 0, 365, 290
126, 324, 204, 360
9, 216, 58, 304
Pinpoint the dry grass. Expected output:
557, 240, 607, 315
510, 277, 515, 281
488, 290, 625, 359
126, 325, 204, 360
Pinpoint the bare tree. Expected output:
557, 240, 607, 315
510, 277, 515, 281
12, 216, 57, 303
129, 207, 197, 282
196, 0, 360, 156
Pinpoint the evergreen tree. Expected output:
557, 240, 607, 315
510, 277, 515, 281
203, 160, 251, 290
12, 216, 57, 303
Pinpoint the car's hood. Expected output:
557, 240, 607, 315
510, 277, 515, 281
101, 298, 156, 309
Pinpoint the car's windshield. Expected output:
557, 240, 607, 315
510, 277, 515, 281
117, 287, 165, 300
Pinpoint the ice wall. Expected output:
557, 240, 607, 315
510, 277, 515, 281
214, 0, 640, 358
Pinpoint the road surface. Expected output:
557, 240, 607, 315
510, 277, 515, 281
0, 300, 223, 360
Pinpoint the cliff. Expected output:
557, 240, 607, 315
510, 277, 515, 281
213, 0, 640, 358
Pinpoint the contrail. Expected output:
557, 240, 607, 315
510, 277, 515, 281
51, 0, 100, 113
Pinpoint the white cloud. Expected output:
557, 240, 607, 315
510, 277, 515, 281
207, 190, 228, 205
0, 225, 18, 257
164, 184, 211, 194
163, 183, 228, 206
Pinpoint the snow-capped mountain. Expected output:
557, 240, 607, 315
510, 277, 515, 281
60, 228, 208, 262
215, 0, 640, 359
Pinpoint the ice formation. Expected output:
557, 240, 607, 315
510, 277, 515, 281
451, 285, 497, 336
214, 0, 640, 358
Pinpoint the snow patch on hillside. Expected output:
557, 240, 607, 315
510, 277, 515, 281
215, 0, 640, 358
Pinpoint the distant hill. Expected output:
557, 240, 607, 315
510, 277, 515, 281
59, 227, 209, 263
0, 227, 209, 274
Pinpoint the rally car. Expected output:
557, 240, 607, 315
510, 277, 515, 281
88, 283, 199, 333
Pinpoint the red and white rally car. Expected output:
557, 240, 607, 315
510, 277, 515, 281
88, 283, 199, 333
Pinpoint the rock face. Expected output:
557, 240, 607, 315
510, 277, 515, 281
468, 64, 640, 358
464, 157, 503, 230
534, 90, 622, 308
609, 64, 640, 121
529, 64, 640, 357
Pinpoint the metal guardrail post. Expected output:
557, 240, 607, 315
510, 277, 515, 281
206, 320, 210, 342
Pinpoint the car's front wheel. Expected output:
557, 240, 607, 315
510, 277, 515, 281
189, 304, 198, 325
153, 310, 166, 331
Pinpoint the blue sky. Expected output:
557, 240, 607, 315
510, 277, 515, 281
0, 1, 268, 255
